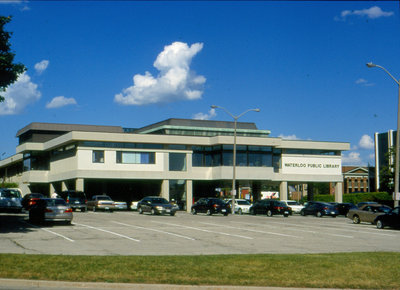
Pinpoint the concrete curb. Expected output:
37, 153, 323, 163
0, 279, 346, 289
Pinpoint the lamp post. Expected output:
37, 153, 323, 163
367, 62, 400, 207
211, 105, 260, 214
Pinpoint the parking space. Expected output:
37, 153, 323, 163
1, 211, 400, 255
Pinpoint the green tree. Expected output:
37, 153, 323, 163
0, 16, 26, 102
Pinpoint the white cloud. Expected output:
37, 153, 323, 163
114, 41, 206, 106
34, 60, 49, 74
46, 96, 77, 109
0, 72, 41, 115
355, 78, 374, 87
278, 134, 300, 140
336, 6, 394, 21
192, 108, 216, 120
342, 152, 362, 165
359, 134, 374, 150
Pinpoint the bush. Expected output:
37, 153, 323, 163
0, 182, 19, 188
301, 192, 393, 207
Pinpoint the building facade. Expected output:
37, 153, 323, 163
0, 119, 349, 211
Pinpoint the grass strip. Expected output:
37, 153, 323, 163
1, 252, 399, 288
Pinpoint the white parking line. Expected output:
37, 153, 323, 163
199, 222, 301, 238
73, 222, 140, 242
23, 221, 74, 242
232, 220, 354, 239
260, 220, 397, 237
153, 221, 253, 240
112, 221, 196, 241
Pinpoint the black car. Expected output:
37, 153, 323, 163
58, 190, 87, 212
137, 196, 177, 216
374, 207, 400, 229
249, 199, 292, 217
191, 197, 230, 216
300, 201, 338, 217
21, 193, 45, 210
336, 202, 357, 216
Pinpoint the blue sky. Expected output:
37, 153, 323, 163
1, 1, 399, 166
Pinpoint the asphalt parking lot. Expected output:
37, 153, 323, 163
1, 210, 399, 255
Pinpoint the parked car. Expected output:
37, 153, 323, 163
280, 200, 304, 214
21, 193, 45, 210
300, 201, 338, 217
137, 196, 177, 216
0, 188, 23, 213
191, 197, 230, 216
249, 199, 292, 217
114, 201, 128, 210
58, 190, 87, 212
374, 207, 400, 229
347, 204, 392, 224
87, 195, 115, 212
29, 198, 73, 224
226, 198, 251, 214
336, 202, 357, 216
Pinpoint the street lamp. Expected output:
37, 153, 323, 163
367, 62, 400, 207
211, 105, 260, 214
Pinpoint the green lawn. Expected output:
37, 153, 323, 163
1, 252, 399, 289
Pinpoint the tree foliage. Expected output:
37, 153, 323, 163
0, 16, 26, 102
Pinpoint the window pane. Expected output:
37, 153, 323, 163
169, 153, 187, 171
92, 150, 104, 163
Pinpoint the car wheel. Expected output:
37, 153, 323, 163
81, 208, 86, 212
284, 214, 289, 217
206, 209, 212, 216
316, 211, 323, 218
250, 208, 255, 215
352, 215, 360, 224
300, 210, 305, 216
151, 208, 156, 215
138, 207, 143, 214
191, 208, 197, 215
266, 210, 273, 217
93, 206, 96, 212
332, 215, 337, 218
238, 208, 242, 215
376, 220, 384, 229
224, 212, 229, 216
170, 212, 175, 216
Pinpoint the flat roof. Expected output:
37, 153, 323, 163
16, 122, 124, 137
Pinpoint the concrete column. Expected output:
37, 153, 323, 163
280, 181, 288, 200
334, 182, 343, 203
186, 180, 193, 213
161, 179, 169, 200
49, 183, 56, 195
76, 178, 84, 192
61, 181, 68, 192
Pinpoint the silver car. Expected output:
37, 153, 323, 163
29, 198, 73, 224
0, 188, 23, 213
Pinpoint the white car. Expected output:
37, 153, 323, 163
130, 201, 139, 211
226, 199, 252, 214
114, 201, 128, 210
281, 200, 304, 214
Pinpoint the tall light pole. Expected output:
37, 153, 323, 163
367, 62, 400, 207
211, 105, 260, 214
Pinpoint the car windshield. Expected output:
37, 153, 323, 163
287, 201, 299, 205
1, 189, 22, 198
97, 196, 112, 200
276, 201, 286, 206
46, 199, 67, 206
378, 206, 392, 213
151, 198, 169, 204
237, 200, 250, 205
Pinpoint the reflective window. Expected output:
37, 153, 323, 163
116, 151, 155, 164
169, 153, 187, 171
92, 150, 104, 163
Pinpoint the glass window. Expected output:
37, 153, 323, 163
116, 151, 155, 164
169, 153, 187, 171
92, 150, 104, 163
